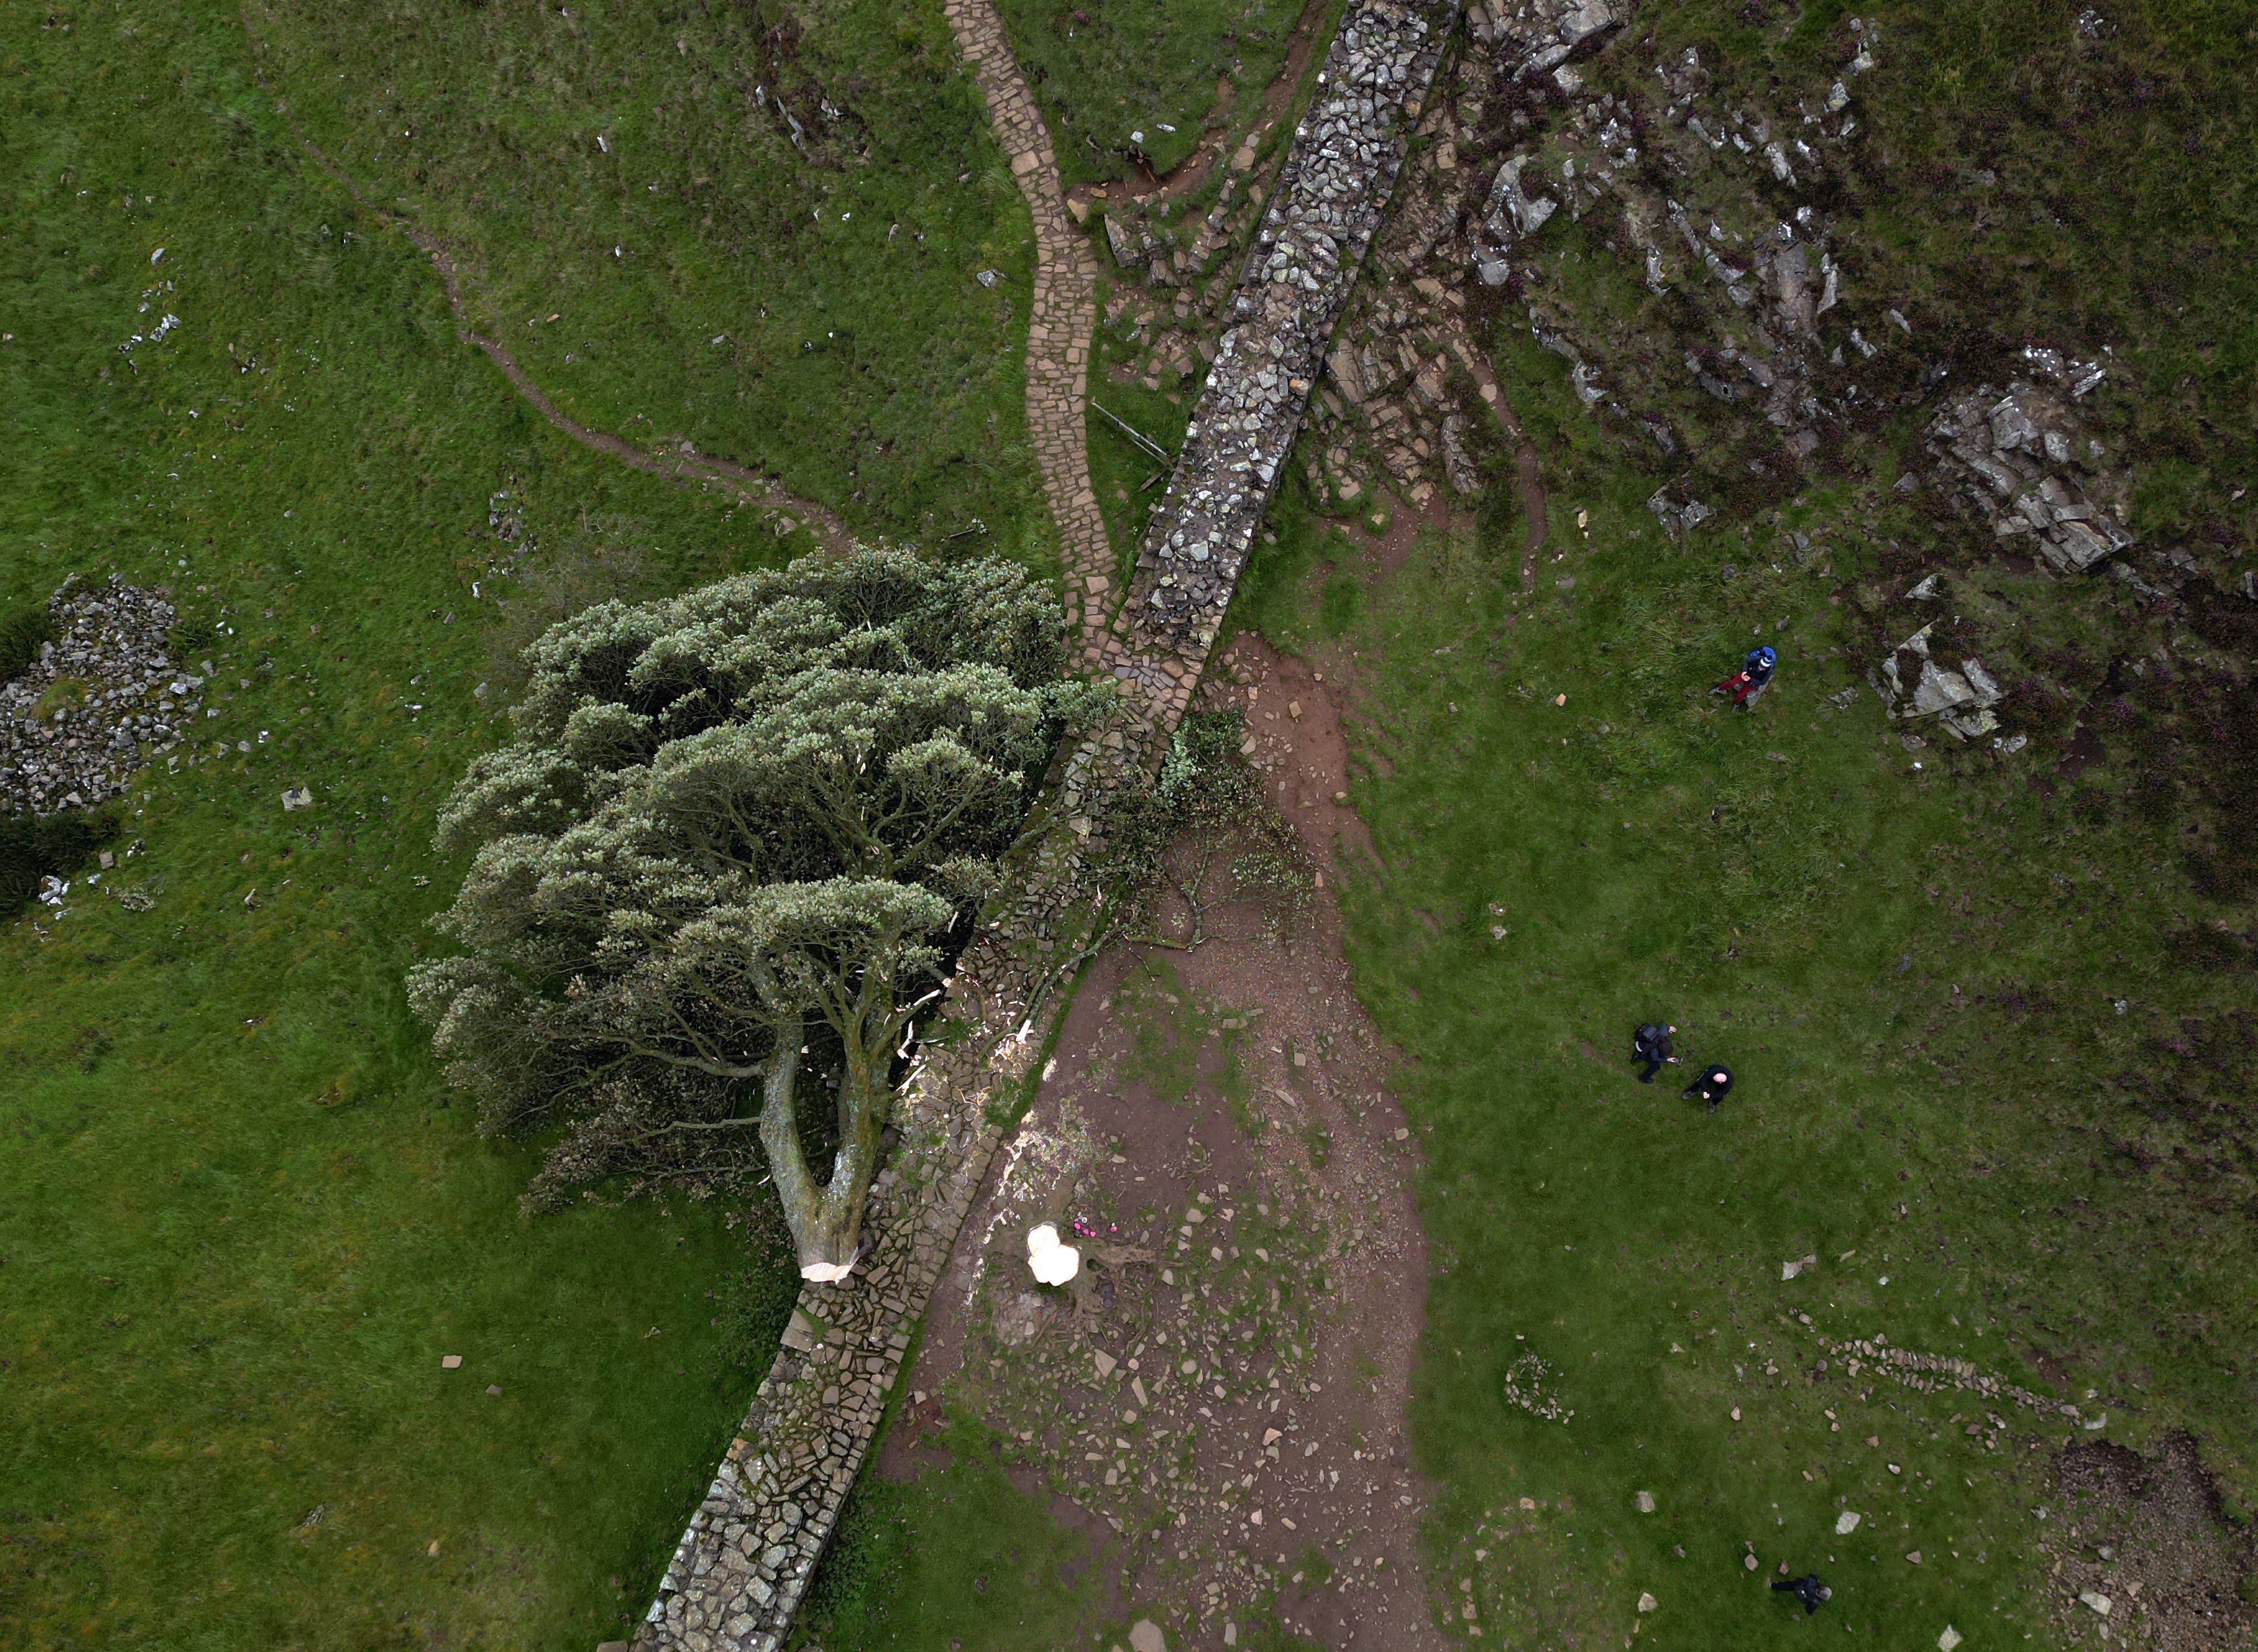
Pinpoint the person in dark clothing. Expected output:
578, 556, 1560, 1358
1632, 1022, 1679, 1083
1711, 646, 1777, 710
1682, 1064, 1733, 1111
1771, 1575, 1833, 1614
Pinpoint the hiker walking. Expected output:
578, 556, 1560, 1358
1711, 645, 1777, 710
1682, 1064, 1733, 1112
1632, 1022, 1679, 1084
1772, 1574, 1833, 1614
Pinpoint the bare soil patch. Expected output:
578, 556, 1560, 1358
2041, 1433, 2257, 1652
882, 644, 1447, 1650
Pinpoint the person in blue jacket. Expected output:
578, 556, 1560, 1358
1711, 645, 1777, 710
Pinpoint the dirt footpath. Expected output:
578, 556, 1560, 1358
881, 639, 1448, 1651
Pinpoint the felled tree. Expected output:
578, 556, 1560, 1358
408, 551, 1084, 1279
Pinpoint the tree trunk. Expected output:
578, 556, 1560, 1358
789, 1186, 875, 1284
759, 1028, 895, 1282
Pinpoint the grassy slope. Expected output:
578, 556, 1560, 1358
1317, 503, 2247, 1646
994, 0, 1310, 186
790, 1417, 1108, 1650
1211, 3, 2258, 1644
244, 0, 1048, 559
0, 0, 1074, 1640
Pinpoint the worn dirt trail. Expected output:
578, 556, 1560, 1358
239, 17, 855, 555
883, 635, 1450, 1651
944, 0, 1117, 659
1083, 0, 1336, 211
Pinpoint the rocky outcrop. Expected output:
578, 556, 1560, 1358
1464, 0, 1619, 72
1872, 621, 2007, 744
1923, 368, 2136, 577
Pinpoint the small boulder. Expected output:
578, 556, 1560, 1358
1104, 216, 1146, 270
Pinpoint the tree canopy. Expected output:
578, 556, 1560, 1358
408, 550, 1082, 1277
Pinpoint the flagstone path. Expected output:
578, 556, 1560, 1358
945, 0, 1119, 659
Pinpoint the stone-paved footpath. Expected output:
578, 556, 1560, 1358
945, 0, 1117, 659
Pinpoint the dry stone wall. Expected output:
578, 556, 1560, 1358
628, 737, 1130, 1652
1100, 0, 1462, 729
630, 3, 1477, 1646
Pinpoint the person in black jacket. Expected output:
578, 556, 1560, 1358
1771, 1574, 1832, 1614
1682, 1064, 1733, 1112
1632, 1022, 1679, 1084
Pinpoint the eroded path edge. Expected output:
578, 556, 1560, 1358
241, 6, 853, 555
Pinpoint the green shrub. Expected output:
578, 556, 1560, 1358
0, 603, 57, 680
0, 806, 120, 915
165, 616, 219, 660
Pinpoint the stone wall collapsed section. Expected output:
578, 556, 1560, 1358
628, 739, 1132, 1652
1, 577, 186, 818
1102, 0, 1462, 722
630, 0, 1528, 1642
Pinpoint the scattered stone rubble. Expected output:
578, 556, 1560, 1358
1, 577, 188, 817
1820, 1335, 2093, 1428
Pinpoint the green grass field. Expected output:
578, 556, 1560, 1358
1302, 494, 2255, 1644
790, 1416, 1110, 1650
994, 0, 1311, 186
0, 0, 1039, 1640
243, 0, 1047, 556
9, 0, 2256, 1644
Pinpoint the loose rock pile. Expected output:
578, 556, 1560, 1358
1821, 1335, 2091, 1427
0, 577, 189, 817
1872, 622, 2008, 744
